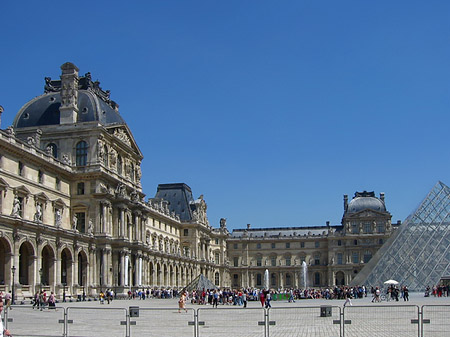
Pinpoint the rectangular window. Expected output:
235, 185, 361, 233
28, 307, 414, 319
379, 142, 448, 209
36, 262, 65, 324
184, 229, 188, 236
215, 253, 220, 264
315, 241, 320, 248
286, 258, 291, 266
233, 257, 239, 267
300, 256, 306, 263
314, 255, 320, 265
337, 240, 342, 246
271, 257, 276, 266
76, 212, 86, 233
256, 243, 261, 249
286, 242, 290, 248
256, 257, 262, 266
352, 222, 359, 234
377, 222, 385, 233
271, 243, 276, 249
77, 182, 85, 195
233, 244, 238, 249
55, 177, 61, 191
352, 252, 359, 264
215, 239, 219, 245
38, 170, 44, 184
300, 242, 305, 248
18, 162, 24, 176
363, 222, 372, 234
256, 273, 262, 286
337, 253, 343, 265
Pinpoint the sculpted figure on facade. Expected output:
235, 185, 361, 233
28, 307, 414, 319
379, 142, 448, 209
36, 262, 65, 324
55, 208, 62, 227
72, 214, 78, 231
98, 139, 105, 161
109, 147, 117, 167
136, 165, 142, 183
62, 154, 71, 165
11, 194, 21, 217
113, 128, 131, 147
87, 219, 94, 235
34, 203, 43, 223
115, 183, 126, 197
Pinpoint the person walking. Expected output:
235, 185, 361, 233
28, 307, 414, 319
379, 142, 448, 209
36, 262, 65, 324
0, 299, 12, 336
178, 292, 187, 313
403, 286, 409, 301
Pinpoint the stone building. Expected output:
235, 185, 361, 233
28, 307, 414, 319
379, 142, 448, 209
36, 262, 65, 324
227, 191, 397, 289
0, 63, 399, 299
0, 63, 229, 299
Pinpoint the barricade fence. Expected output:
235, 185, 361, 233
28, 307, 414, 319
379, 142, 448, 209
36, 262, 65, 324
3, 304, 450, 337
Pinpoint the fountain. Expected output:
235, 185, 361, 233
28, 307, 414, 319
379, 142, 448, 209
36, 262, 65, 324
301, 261, 308, 289
264, 269, 269, 289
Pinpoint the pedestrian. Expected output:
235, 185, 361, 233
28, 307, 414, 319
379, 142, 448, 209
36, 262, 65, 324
265, 290, 272, 308
178, 292, 187, 313
343, 292, 352, 307
4, 293, 11, 311
403, 286, 409, 301
242, 291, 247, 308
48, 292, 56, 310
259, 291, 266, 308
0, 299, 12, 336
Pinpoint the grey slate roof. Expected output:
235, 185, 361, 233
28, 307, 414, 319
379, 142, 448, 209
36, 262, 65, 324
231, 226, 342, 238
154, 183, 195, 222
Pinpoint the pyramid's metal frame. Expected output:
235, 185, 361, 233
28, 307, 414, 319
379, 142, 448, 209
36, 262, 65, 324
351, 181, 450, 291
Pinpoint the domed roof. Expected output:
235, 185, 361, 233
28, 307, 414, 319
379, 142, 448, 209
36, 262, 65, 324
347, 191, 386, 213
13, 64, 125, 129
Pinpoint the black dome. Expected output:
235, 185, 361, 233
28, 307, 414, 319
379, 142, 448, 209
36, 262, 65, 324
14, 90, 125, 128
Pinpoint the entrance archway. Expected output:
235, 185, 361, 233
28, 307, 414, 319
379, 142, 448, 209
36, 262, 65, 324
19, 242, 35, 285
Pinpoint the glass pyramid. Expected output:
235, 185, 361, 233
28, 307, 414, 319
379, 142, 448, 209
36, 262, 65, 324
351, 181, 450, 291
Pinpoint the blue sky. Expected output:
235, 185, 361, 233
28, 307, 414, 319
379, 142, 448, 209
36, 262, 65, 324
1, 1, 449, 230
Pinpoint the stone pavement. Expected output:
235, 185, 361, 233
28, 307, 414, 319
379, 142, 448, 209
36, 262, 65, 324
3, 292, 449, 337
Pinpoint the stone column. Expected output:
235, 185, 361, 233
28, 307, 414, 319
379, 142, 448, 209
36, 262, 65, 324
120, 251, 125, 286
124, 255, 129, 287
138, 256, 142, 286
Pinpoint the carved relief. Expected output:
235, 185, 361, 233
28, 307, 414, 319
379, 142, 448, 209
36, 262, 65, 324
113, 128, 131, 147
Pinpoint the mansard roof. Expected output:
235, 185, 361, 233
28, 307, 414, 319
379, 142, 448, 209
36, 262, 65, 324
231, 225, 341, 238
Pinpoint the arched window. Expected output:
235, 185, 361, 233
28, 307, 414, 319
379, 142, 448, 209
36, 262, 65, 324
76, 141, 88, 166
214, 272, 220, 286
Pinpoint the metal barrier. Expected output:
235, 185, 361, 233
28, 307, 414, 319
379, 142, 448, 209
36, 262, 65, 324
421, 305, 450, 337
66, 307, 128, 337
4, 305, 65, 337
197, 307, 266, 337
129, 307, 196, 337
343, 305, 420, 337
268, 306, 342, 337
4, 304, 450, 337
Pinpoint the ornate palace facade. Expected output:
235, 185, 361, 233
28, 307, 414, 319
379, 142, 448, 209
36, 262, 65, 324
0, 63, 397, 299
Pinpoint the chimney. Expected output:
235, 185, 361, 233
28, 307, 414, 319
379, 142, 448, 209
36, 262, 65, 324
344, 194, 348, 211
380, 192, 385, 202
0, 105, 3, 128
59, 62, 79, 124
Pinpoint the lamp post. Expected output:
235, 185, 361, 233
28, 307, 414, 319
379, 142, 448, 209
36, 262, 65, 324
62, 270, 67, 302
11, 265, 16, 305
39, 268, 43, 293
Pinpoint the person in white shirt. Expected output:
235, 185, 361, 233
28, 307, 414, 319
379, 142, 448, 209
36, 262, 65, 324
0, 300, 12, 336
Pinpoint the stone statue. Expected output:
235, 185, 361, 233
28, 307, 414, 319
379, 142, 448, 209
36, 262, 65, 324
11, 195, 21, 217
220, 218, 227, 228
98, 139, 105, 160
55, 209, 62, 227
62, 154, 71, 165
34, 203, 42, 223
44, 77, 58, 93
72, 214, 78, 231
87, 219, 93, 234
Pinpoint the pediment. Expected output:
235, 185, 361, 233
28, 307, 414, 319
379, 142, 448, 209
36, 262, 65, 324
107, 125, 143, 158
14, 185, 32, 196
0, 178, 9, 189
34, 192, 50, 202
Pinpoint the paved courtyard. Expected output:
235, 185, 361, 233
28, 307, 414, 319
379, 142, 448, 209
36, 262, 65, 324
3, 292, 450, 337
